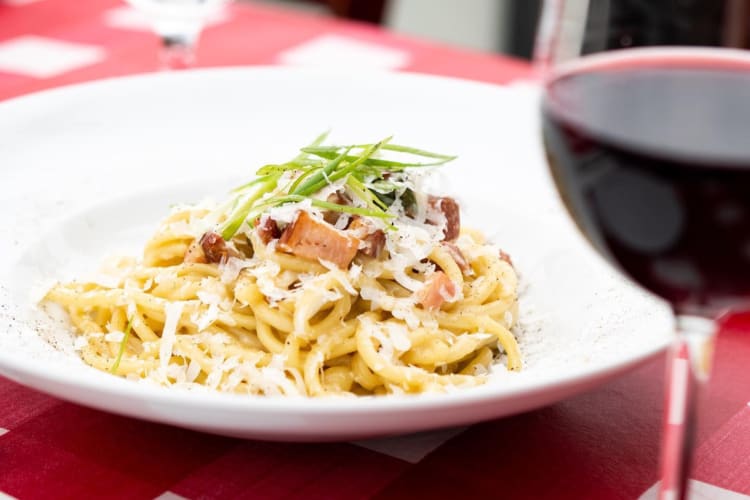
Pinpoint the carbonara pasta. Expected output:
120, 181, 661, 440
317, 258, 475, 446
44, 134, 521, 396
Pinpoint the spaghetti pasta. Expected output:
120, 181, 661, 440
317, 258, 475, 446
44, 135, 521, 396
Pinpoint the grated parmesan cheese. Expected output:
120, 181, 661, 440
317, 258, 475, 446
266, 199, 315, 225
104, 331, 125, 342
194, 286, 224, 331
73, 335, 88, 351
219, 257, 249, 284
334, 213, 351, 230
349, 263, 362, 281
318, 259, 358, 295
159, 302, 184, 370
360, 317, 412, 364
194, 304, 219, 332
166, 363, 188, 384
360, 285, 422, 329
381, 218, 444, 292
186, 359, 201, 383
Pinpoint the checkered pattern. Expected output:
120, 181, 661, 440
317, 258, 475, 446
1, 0, 45, 5
0, 35, 104, 78
277, 34, 411, 69
103, 5, 229, 32
0, 1, 747, 498
640, 481, 750, 500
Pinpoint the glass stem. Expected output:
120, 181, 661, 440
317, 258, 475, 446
159, 34, 196, 70
659, 315, 716, 500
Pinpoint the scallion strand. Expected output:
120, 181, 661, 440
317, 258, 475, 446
299, 138, 390, 196
220, 172, 281, 240
291, 130, 330, 164
230, 173, 277, 194
110, 317, 134, 374
300, 150, 450, 169
305, 142, 456, 161
292, 147, 352, 196
346, 175, 389, 212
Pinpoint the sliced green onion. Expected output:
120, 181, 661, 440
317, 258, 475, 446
346, 175, 389, 212
288, 167, 320, 195
311, 200, 391, 218
300, 150, 451, 169
291, 130, 330, 164
309, 198, 394, 218
299, 138, 390, 195
256, 132, 331, 176
292, 147, 352, 196
254, 164, 287, 176
110, 316, 134, 374
306, 142, 456, 161
375, 143, 457, 160
249, 194, 394, 220
230, 173, 278, 194
367, 179, 402, 193
220, 172, 281, 240
222, 134, 454, 235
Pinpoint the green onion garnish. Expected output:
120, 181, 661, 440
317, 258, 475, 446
110, 316, 134, 374
291, 146, 351, 196
219, 172, 281, 240
216, 133, 455, 241
301, 142, 455, 169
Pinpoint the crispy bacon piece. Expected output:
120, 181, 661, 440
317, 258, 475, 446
323, 191, 351, 226
347, 216, 368, 238
184, 239, 207, 264
256, 216, 280, 245
277, 211, 359, 269
201, 231, 238, 263
348, 216, 386, 258
498, 248, 513, 266
441, 241, 470, 273
417, 271, 458, 310
184, 231, 239, 264
427, 196, 460, 241
360, 230, 386, 258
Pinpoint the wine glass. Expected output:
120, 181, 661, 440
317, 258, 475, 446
125, 0, 230, 69
535, 1, 750, 499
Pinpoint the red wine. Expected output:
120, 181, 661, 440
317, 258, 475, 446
542, 51, 750, 313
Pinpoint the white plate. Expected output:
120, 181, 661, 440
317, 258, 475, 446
0, 67, 673, 441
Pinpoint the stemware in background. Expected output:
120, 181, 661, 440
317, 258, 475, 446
126, 0, 230, 69
535, 1, 750, 499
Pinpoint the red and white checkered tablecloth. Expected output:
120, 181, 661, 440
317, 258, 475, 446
0, 1, 748, 499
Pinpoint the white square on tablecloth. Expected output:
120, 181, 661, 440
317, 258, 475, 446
0, 427, 8, 436
353, 426, 467, 463
277, 34, 410, 70
153, 491, 189, 500
1, 0, 45, 5
640, 480, 750, 500
103, 5, 228, 32
0, 36, 105, 79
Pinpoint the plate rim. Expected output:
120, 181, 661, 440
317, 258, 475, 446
0, 66, 670, 432
0, 64, 537, 113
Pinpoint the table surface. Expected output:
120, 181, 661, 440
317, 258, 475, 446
1, 1, 749, 499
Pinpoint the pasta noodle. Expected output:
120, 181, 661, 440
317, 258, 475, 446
43, 135, 521, 397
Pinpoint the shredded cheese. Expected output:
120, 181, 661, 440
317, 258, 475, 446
159, 302, 184, 370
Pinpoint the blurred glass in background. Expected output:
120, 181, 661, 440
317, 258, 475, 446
252, 0, 543, 58
254, 1, 750, 60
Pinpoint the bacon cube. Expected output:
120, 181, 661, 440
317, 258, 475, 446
417, 271, 458, 310
277, 211, 359, 269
